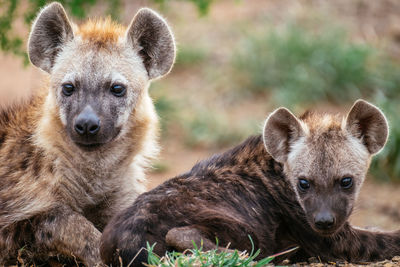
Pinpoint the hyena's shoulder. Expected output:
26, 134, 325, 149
0, 91, 55, 226
0, 89, 46, 137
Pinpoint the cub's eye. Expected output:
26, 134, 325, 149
110, 84, 126, 97
298, 179, 311, 191
340, 177, 353, 189
62, 84, 75, 96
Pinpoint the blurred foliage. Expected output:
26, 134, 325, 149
370, 93, 400, 182
0, 0, 213, 63
234, 26, 377, 105
152, 83, 178, 136
181, 110, 248, 148
233, 24, 400, 181
154, 0, 213, 16
175, 45, 207, 68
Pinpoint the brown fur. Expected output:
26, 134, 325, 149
100, 100, 399, 266
0, 2, 175, 266
77, 18, 125, 45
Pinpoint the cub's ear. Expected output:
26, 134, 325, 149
28, 2, 74, 73
345, 99, 389, 155
263, 107, 306, 163
126, 8, 176, 80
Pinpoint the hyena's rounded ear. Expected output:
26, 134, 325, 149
263, 107, 306, 163
126, 8, 176, 80
28, 2, 74, 73
345, 99, 389, 155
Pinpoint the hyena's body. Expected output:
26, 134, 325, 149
0, 2, 175, 265
101, 100, 400, 266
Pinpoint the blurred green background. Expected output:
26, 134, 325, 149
1, 0, 400, 183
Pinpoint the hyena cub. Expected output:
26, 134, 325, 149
101, 100, 400, 266
0, 2, 175, 265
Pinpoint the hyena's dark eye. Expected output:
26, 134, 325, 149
340, 177, 353, 189
298, 179, 310, 191
62, 83, 75, 96
110, 84, 126, 97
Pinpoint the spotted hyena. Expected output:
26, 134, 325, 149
0, 2, 175, 265
101, 100, 400, 266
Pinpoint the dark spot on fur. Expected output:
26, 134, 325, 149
47, 214, 56, 223
32, 155, 43, 179
46, 232, 52, 240
0, 131, 7, 146
47, 164, 54, 174
360, 234, 369, 242
376, 235, 386, 250
358, 244, 366, 257
370, 251, 380, 261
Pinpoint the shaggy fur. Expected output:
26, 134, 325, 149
0, 2, 175, 266
100, 100, 399, 266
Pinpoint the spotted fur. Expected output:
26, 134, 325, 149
100, 100, 399, 266
0, 2, 175, 266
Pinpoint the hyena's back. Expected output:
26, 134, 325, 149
101, 136, 285, 264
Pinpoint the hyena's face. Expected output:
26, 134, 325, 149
264, 100, 388, 236
28, 3, 175, 151
285, 129, 370, 235
51, 45, 146, 150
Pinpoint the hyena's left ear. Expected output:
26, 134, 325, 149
28, 2, 74, 73
263, 107, 306, 163
345, 99, 389, 155
126, 8, 176, 80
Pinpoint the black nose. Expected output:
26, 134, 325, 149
74, 106, 100, 136
314, 211, 335, 230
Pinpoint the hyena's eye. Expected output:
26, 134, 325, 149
62, 83, 75, 96
110, 84, 126, 97
298, 179, 311, 191
340, 177, 353, 189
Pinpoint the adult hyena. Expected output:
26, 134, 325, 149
101, 100, 400, 266
0, 2, 175, 266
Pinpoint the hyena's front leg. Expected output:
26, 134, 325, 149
334, 225, 400, 262
0, 206, 102, 266
166, 226, 223, 252
297, 223, 400, 262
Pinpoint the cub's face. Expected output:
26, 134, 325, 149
263, 100, 388, 236
51, 43, 147, 150
285, 131, 370, 235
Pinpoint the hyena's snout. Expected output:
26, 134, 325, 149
74, 105, 100, 137
314, 209, 335, 231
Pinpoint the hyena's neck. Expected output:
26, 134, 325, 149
195, 135, 285, 187
215, 135, 305, 217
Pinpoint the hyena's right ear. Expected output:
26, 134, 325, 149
263, 108, 306, 163
126, 8, 176, 80
28, 2, 74, 73
345, 99, 389, 155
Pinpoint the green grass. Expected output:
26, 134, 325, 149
143, 238, 298, 267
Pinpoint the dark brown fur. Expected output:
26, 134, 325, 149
100, 103, 399, 266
